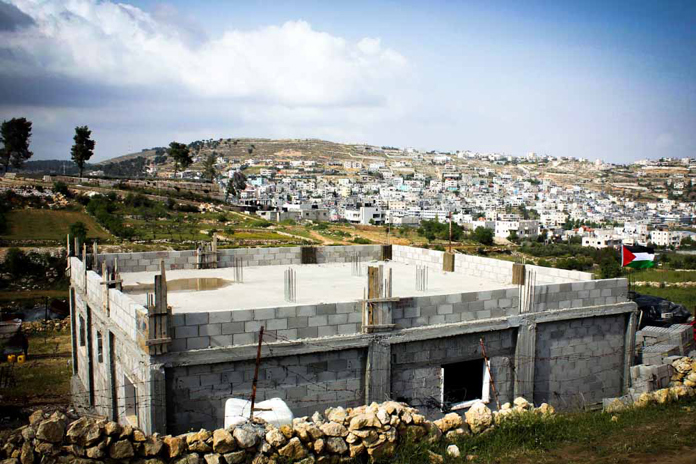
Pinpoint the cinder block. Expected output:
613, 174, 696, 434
221, 322, 244, 335
199, 324, 221, 336
210, 335, 233, 347
231, 310, 253, 322
253, 308, 276, 320
186, 337, 209, 350
185, 313, 208, 326
174, 325, 198, 339
318, 326, 338, 337
308, 315, 328, 327
233, 333, 254, 345
208, 311, 232, 324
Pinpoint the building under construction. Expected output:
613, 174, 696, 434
68, 242, 637, 434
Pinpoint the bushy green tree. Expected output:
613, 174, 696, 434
167, 142, 192, 175
71, 125, 96, 177
0, 117, 33, 172
69, 221, 88, 245
472, 226, 494, 246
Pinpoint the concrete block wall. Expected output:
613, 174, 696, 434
108, 288, 148, 343
169, 302, 364, 351
390, 329, 517, 417
526, 264, 593, 284
533, 314, 627, 408
532, 278, 628, 312
165, 348, 367, 434
392, 245, 514, 284
392, 288, 520, 329
453, 254, 514, 284
102, 245, 383, 273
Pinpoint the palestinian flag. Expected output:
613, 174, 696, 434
622, 245, 656, 269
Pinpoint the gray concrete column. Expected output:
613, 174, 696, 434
146, 364, 167, 435
365, 338, 391, 404
623, 311, 639, 394
514, 321, 536, 400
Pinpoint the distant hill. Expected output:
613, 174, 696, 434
100, 138, 388, 165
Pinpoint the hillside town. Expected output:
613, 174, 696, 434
122, 139, 696, 250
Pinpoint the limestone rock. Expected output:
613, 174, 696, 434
186, 430, 211, 445
604, 399, 626, 414
366, 441, 396, 459
464, 402, 493, 434
28, 410, 44, 426
280, 425, 294, 440
212, 429, 235, 454
265, 428, 286, 448
20, 442, 33, 464
204, 454, 222, 464
133, 429, 147, 442
427, 450, 444, 464
320, 422, 347, 437
313, 438, 325, 454
233, 425, 259, 449
109, 440, 135, 460
513, 397, 532, 410
294, 422, 323, 442
536, 403, 555, 416
164, 436, 187, 458
325, 437, 347, 455
445, 427, 469, 441
446, 444, 461, 458
278, 437, 307, 460
141, 435, 164, 457
223, 450, 247, 464
326, 407, 348, 424
36, 419, 65, 443
348, 413, 381, 430
653, 388, 671, 404
105, 421, 121, 436
433, 413, 463, 433
349, 443, 365, 458
635, 392, 654, 408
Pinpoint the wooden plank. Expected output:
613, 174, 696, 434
443, 252, 455, 272
512, 263, 526, 285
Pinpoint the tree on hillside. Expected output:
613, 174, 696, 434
69, 221, 88, 245
167, 142, 192, 176
71, 125, 96, 177
472, 226, 494, 246
0, 117, 33, 172
203, 153, 217, 182
225, 171, 248, 201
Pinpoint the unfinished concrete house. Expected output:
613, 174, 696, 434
67, 242, 638, 435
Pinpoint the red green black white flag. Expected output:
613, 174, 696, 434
622, 245, 655, 269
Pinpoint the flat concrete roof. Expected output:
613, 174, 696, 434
121, 261, 515, 313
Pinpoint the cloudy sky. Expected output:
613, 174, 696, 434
1, 0, 695, 163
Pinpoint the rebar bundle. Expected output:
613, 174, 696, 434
284, 268, 297, 303
351, 253, 362, 276
232, 258, 244, 283
415, 265, 428, 292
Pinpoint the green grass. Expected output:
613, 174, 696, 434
2, 209, 111, 242
634, 285, 696, 312
1, 331, 72, 407
631, 268, 696, 283
381, 399, 696, 464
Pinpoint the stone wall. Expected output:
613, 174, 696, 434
533, 314, 628, 408
0, 399, 556, 464
166, 348, 367, 434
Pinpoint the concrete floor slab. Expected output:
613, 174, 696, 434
121, 261, 515, 313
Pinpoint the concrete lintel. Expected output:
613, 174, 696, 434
529, 302, 637, 325
158, 334, 371, 367
382, 316, 516, 345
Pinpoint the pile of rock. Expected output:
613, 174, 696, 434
0, 399, 554, 464
605, 356, 696, 413
21, 318, 70, 334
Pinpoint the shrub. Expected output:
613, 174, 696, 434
69, 221, 88, 245
352, 237, 372, 244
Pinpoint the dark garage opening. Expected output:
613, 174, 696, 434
443, 359, 485, 405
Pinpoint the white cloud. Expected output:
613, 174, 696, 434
4, 0, 407, 107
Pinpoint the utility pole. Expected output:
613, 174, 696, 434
448, 212, 453, 253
